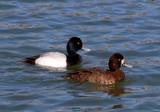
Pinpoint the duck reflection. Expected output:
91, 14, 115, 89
67, 81, 129, 97
86, 84, 126, 97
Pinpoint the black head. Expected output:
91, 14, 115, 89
108, 53, 124, 71
67, 37, 83, 55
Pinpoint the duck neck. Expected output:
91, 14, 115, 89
67, 50, 76, 56
109, 68, 119, 72
66, 54, 82, 66
67, 43, 76, 56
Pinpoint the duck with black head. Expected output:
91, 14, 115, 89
23, 37, 90, 68
65, 53, 132, 85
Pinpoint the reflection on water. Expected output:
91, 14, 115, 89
66, 81, 132, 97
73, 104, 126, 111
88, 85, 126, 97
50, 104, 126, 112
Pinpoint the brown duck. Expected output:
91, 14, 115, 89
65, 53, 132, 85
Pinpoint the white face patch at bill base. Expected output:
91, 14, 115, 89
121, 59, 133, 68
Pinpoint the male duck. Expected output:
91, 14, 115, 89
24, 37, 88, 68
65, 53, 132, 85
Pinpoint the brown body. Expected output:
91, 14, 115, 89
65, 67, 125, 85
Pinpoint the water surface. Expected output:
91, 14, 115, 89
0, 0, 160, 111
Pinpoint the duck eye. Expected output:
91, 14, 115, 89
77, 42, 80, 45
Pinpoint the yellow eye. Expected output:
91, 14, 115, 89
77, 42, 80, 45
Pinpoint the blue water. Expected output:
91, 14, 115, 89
0, 0, 160, 111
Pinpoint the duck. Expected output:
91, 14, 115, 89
23, 37, 89, 68
65, 53, 132, 85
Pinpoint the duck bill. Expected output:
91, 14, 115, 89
122, 63, 133, 68
81, 47, 91, 52
121, 59, 133, 68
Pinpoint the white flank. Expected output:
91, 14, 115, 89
35, 52, 67, 68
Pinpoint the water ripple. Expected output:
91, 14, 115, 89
0, 0, 160, 111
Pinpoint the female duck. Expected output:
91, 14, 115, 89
65, 53, 132, 85
24, 37, 88, 68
